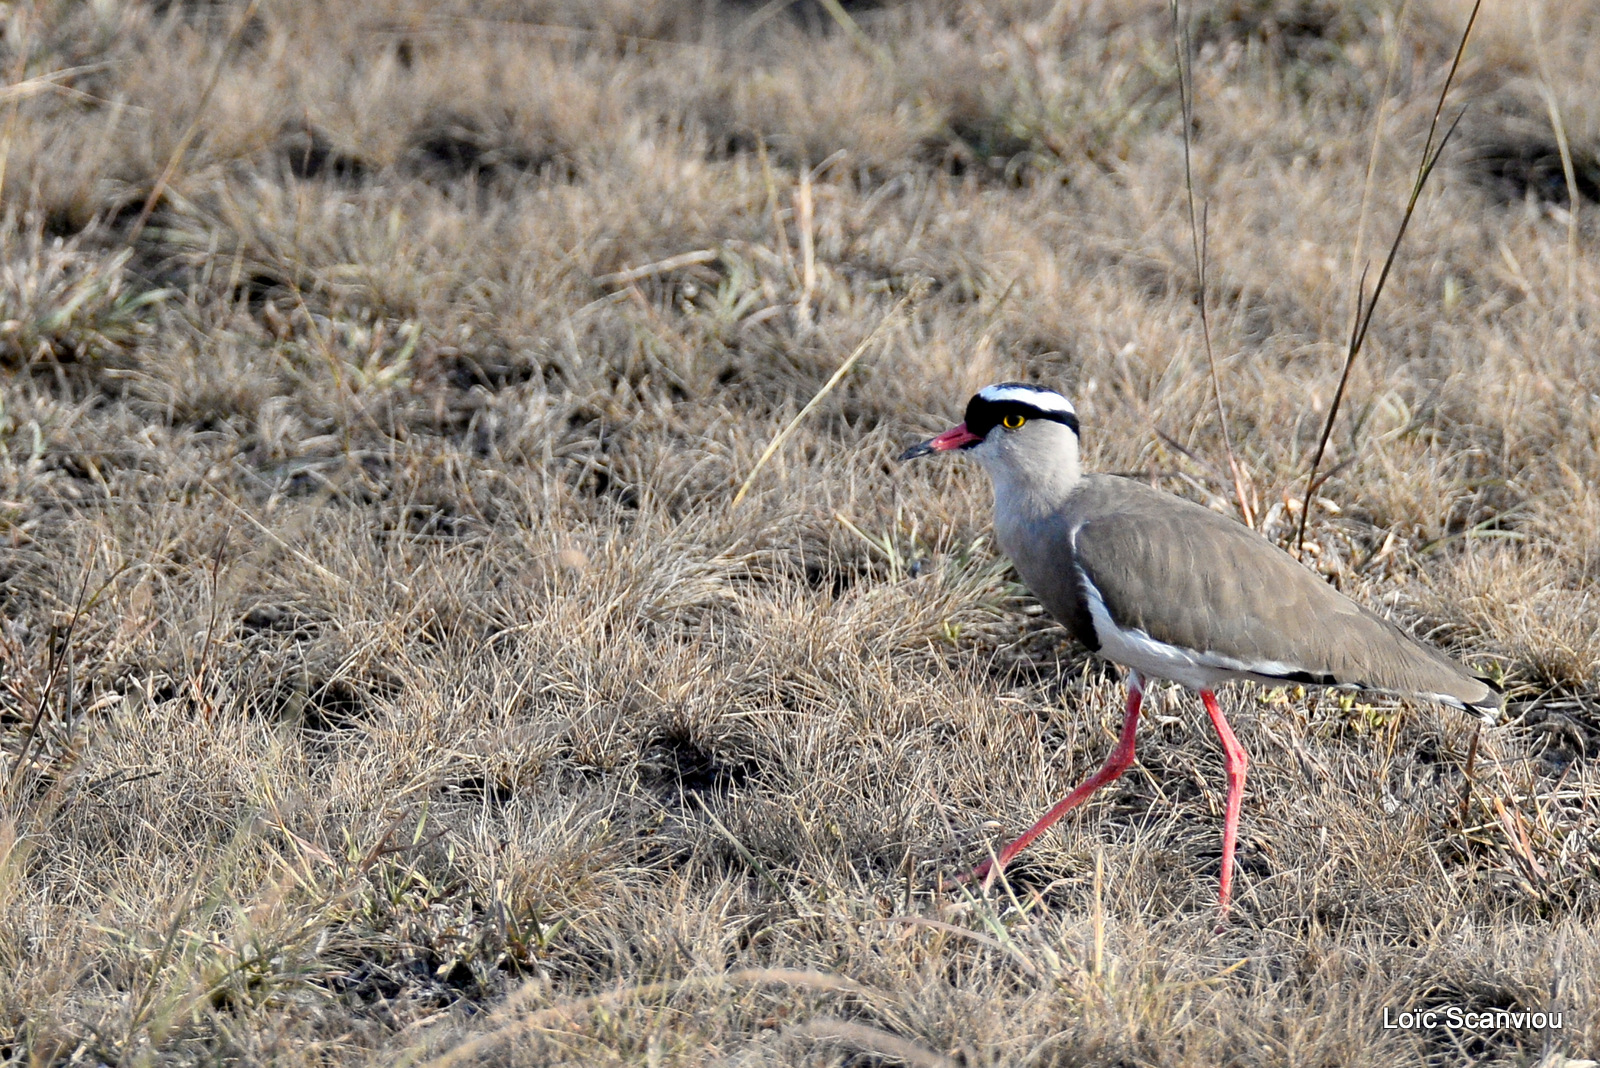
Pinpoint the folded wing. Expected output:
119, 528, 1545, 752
1060, 477, 1500, 715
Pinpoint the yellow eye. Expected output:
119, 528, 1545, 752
1002, 413, 1026, 430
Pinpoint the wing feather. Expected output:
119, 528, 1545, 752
1048, 477, 1498, 712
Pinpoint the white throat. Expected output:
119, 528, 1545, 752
971, 420, 1083, 534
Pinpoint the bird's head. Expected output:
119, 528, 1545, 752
899, 382, 1083, 506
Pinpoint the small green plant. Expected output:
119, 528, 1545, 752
0, 221, 171, 368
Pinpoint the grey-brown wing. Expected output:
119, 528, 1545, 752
1067, 479, 1498, 709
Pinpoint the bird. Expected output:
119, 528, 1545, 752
900, 382, 1501, 914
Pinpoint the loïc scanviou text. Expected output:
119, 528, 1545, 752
1383, 1007, 1563, 1031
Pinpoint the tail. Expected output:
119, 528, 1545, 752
1463, 674, 1504, 724
1339, 604, 1506, 724
1414, 671, 1502, 723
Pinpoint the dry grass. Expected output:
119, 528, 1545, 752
2, 0, 1599, 1064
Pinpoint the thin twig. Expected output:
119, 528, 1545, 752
191, 529, 231, 724
1457, 719, 1481, 828
794, 163, 817, 327
814, 0, 894, 73
1348, 2, 1410, 323
1293, 0, 1481, 555
758, 137, 799, 293
7, 557, 113, 786
1172, 2, 1254, 527
786, 1017, 957, 1068
201, 479, 350, 588
879, 916, 1044, 978
416, 968, 874, 1068
731, 285, 922, 509
0, 62, 120, 104
0, 1, 35, 203
1297, 260, 1369, 505
595, 249, 720, 288
1529, 5, 1580, 323
693, 793, 791, 901
125, 0, 262, 247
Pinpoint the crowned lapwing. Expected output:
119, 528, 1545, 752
901, 383, 1500, 914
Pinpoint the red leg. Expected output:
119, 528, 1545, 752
1201, 688, 1249, 916
964, 673, 1144, 888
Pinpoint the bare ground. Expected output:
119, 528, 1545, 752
2, 1, 1600, 1064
